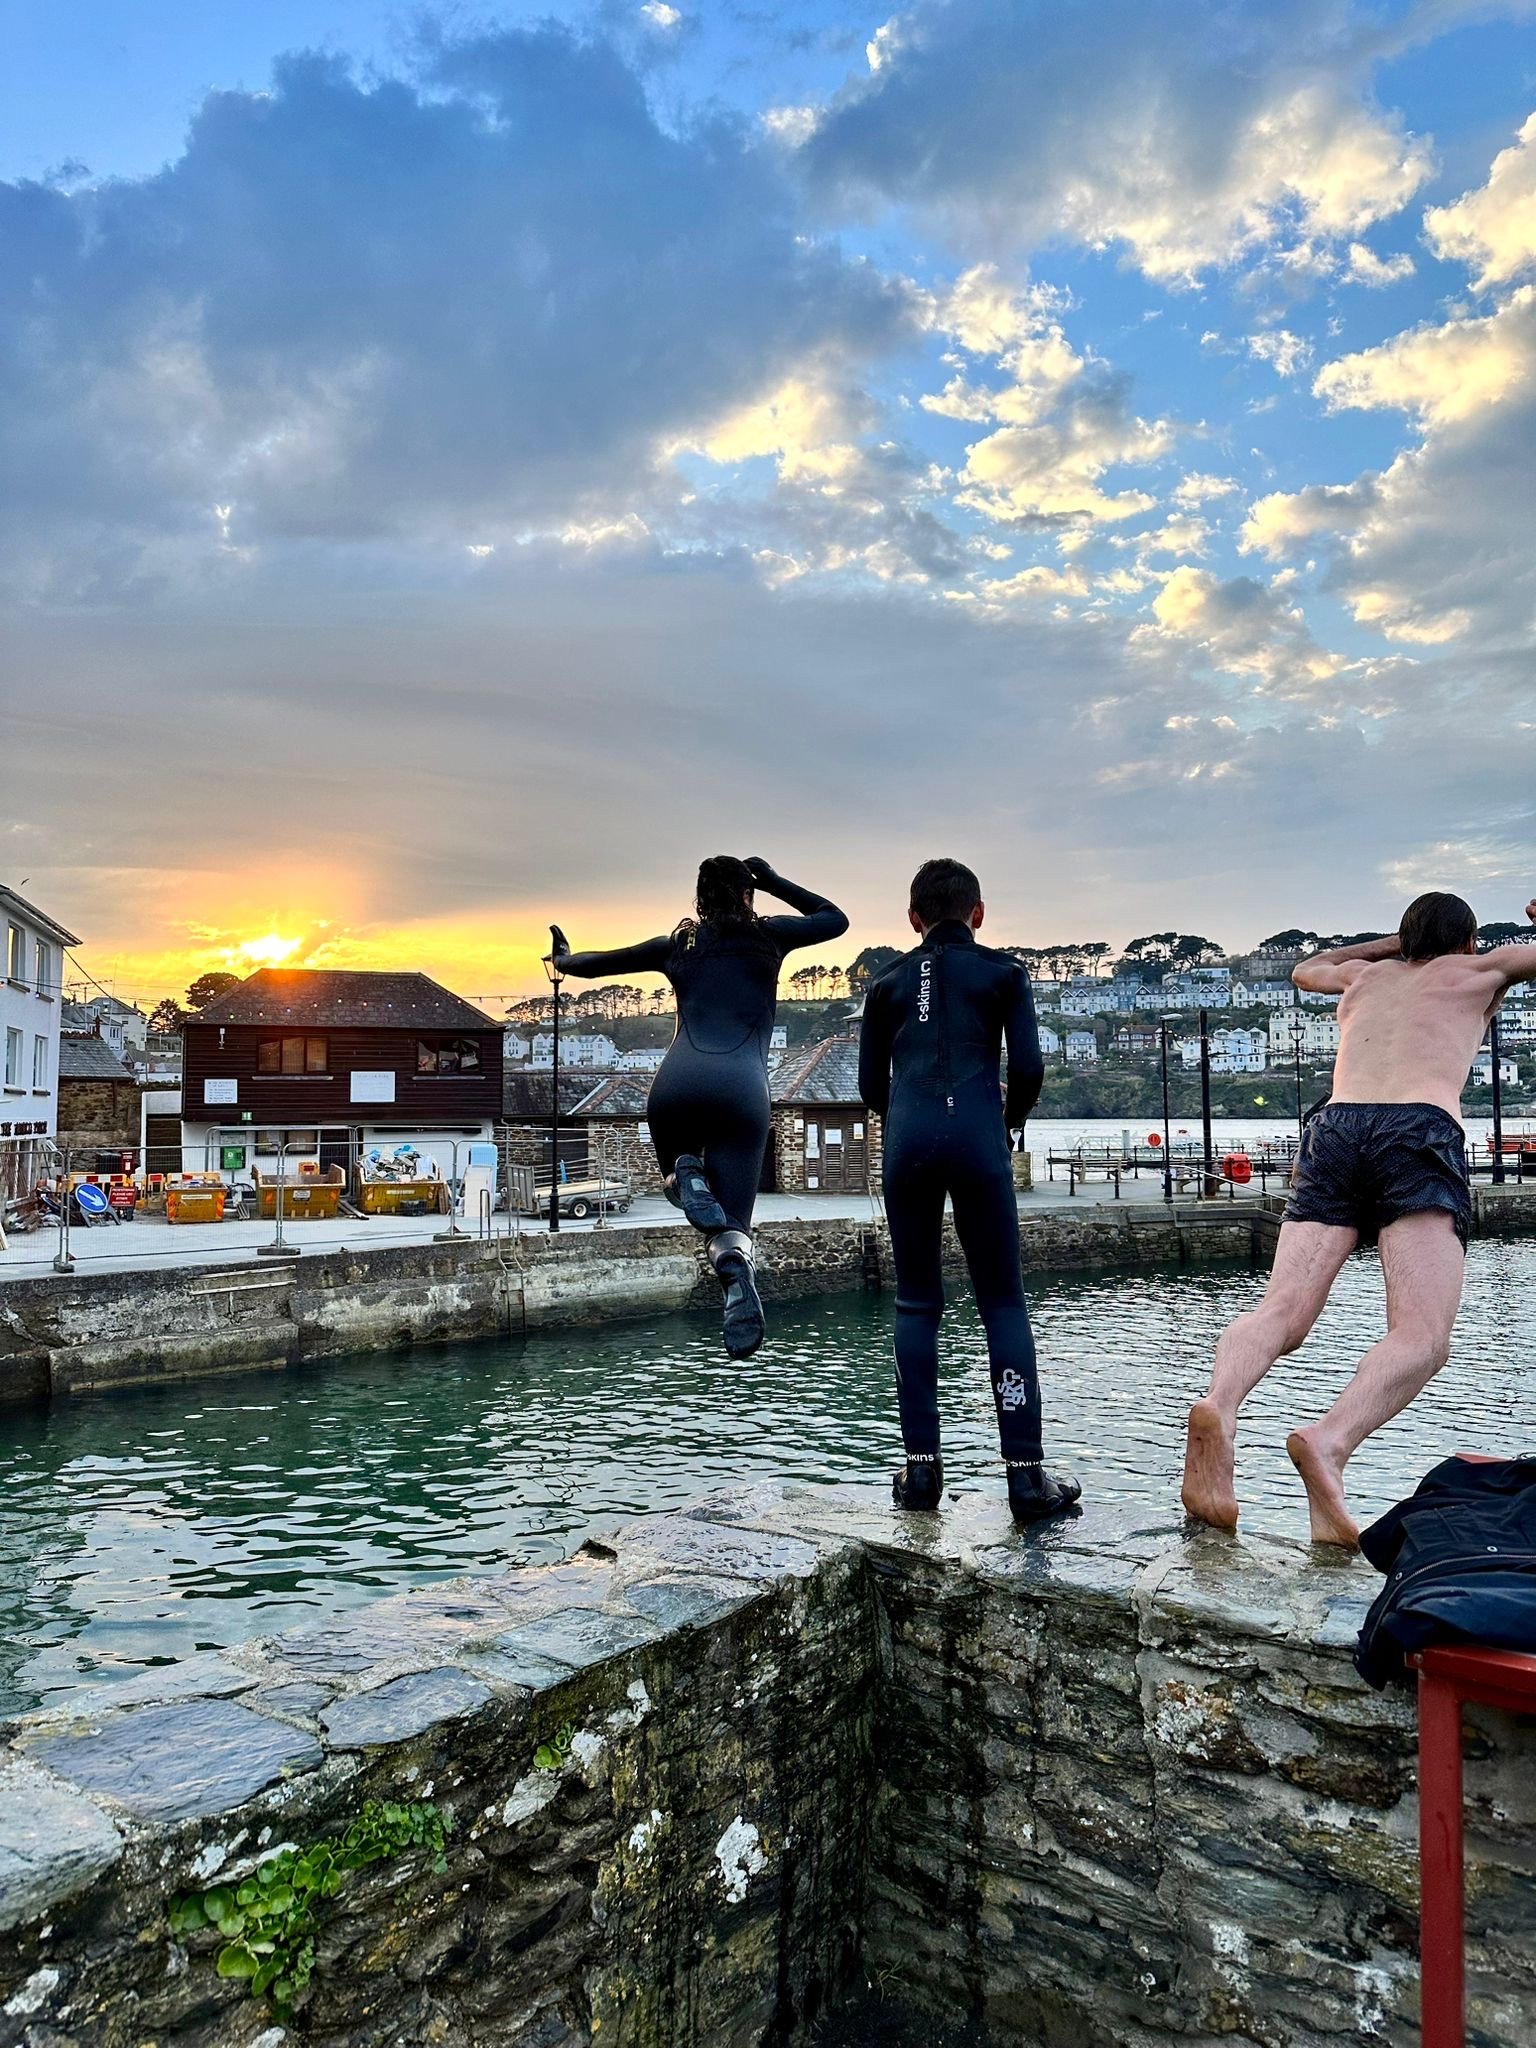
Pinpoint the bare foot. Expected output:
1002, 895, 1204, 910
1286, 1428, 1361, 1549
1181, 1400, 1239, 1531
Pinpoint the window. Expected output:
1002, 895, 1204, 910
33, 939, 52, 995
416, 1037, 481, 1075
32, 1035, 47, 1089
257, 1037, 328, 1075
6, 925, 26, 984
4, 1028, 21, 1087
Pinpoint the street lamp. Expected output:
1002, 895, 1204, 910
1290, 1012, 1305, 1140
1490, 1014, 1506, 1186
543, 932, 563, 1233
1158, 1020, 1173, 1203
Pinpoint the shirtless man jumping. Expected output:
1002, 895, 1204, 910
1181, 892, 1536, 1548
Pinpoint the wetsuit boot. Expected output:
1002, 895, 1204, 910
1006, 1461, 1082, 1524
707, 1229, 764, 1359
893, 1455, 943, 1512
667, 1153, 729, 1234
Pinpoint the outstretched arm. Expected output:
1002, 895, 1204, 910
1486, 900, 1536, 993
546, 923, 671, 980
857, 977, 893, 1116
1293, 932, 1401, 996
744, 857, 850, 952
1002, 965, 1045, 1128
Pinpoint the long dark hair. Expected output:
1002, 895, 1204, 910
672, 855, 770, 953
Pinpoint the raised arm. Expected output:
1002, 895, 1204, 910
546, 923, 672, 980
1486, 900, 1536, 993
1292, 932, 1401, 996
744, 857, 850, 953
857, 975, 894, 1117
1002, 963, 1045, 1129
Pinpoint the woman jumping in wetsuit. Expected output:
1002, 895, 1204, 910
546, 856, 847, 1358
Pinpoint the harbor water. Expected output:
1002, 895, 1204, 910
3, 1236, 1533, 1717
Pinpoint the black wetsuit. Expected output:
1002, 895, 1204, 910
858, 922, 1046, 1464
556, 869, 847, 1232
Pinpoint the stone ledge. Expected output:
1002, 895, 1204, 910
1, 1486, 1532, 2046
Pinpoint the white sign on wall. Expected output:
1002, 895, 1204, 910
203, 1078, 238, 1104
350, 1070, 396, 1103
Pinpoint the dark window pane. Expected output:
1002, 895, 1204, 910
257, 1041, 280, 1073
460, 1041, 480, 1071
281, 1038, 304, 1074
306, 1038, 327, 1073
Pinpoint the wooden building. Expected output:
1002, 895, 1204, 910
767, 1036, 879, 1196
181, 969, 501, 1184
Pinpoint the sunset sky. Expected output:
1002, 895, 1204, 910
4, 0, 1534, 1009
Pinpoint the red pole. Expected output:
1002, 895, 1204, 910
1417, 1668, 1465, 2048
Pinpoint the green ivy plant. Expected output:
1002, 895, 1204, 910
533, 1721, 576, 1772
169, 1799, 452, 2009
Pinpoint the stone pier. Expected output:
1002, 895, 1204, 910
3, 1486, 1533, 2046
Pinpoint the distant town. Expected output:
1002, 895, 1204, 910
3, 880, 1531, 1223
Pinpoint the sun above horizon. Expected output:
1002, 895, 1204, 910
229, 933, 303, 970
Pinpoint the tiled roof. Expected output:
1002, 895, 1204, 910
502, 1069, 605, 1119
58, 1033, 136, 1082
192, 969, 495, 1030
770, 1035, 863, 1105
571, 1076, 652, 1118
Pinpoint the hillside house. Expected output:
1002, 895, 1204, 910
1178, 1028, 1267, 1074
1065, 1030, 1099, 1064
181, 969, 500, 1185
1266, 1012, 1341, 1063
1231, 979, 1297, 1009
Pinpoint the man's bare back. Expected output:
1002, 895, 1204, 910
1323, 950, 1528, 1117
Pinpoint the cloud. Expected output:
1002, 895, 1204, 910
1346, 239, 1415, 285
1313, 285, 1536, 424
1172, 472, 1240, 506
1144, 566, 1343, 694
1247, 328, 1314, 376
0, 28, 911, 592
1240, 476, 1383, 557
1424, 111, 1536, 290
801, 0, 1432, 281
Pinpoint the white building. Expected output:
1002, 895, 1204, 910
84, 993, 149, 1051
1065, 1030, 1099, 1064
1163, 967, 1233, 1006
1497, 1006, 1536, 1047
1177, 1028, 1266, 1074
615, 1047, 666, 1072
1231, 979, 1297, 1010
1038, 1023, 1062, 1057
530, 1032, 619, 1069
1471, 1054, 1520, 1087
1267, 1012, 1341, 1062
770, 1023, 788, 1052
2, 886, 79, 1192
503, 1029, 532, 1062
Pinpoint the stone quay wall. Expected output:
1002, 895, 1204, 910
0, 1205, 1268, 1408
4, 1485, 1534, 2047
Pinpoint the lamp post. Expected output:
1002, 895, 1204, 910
543, 934, 563, 1232
1290, 1012, 1305, 1140
1490, 1014, 1506, 1186
1198, 1006, 1215, 1197
1158, 1020, 1173, 1203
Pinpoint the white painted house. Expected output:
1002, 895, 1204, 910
1267, 1012, 1342, 1062
1471, 1053, 1520, 1087
2, 883, 79, 1175
1065, 1030, 1099, 1064
531, 1032, 619, 1069
1178, 1028, 1267, 1074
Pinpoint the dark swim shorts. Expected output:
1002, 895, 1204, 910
1285, 1102, 1471, 1248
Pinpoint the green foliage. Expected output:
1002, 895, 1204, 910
533, 1721, 576, 1772
169, 1800, 451, 2011
183, 970, 242, 1011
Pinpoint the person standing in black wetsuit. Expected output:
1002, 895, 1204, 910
546, 856, 847, 1358
858, 858, 1080, 1523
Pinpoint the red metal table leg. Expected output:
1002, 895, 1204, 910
1418, 1670, 1466, 2048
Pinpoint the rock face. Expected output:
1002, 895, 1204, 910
2, 1487, 1534, 2045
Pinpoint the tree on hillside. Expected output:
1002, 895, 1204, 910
147, 997, 184, 1033
1256, 929, 1318, 954
1479, 923, 1529, 948
184, 971, 241, 1011
847, 945, 902, 989
1169, 934, 1224, 967
1081, 941, 1112, 978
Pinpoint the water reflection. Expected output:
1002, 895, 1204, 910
3, 1238, 1532, 1715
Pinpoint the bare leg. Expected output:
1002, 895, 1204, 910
1287, 1211, 1464, 1547
1181, 1221, 1357, 1529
